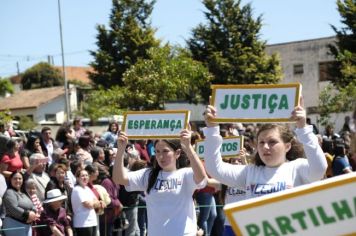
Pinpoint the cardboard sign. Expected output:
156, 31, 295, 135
224, 173, 356, 236
211, 83, 301, 123
195, 136, 244, 160
121, 110, 190, 139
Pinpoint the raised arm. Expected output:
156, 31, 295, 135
180, 129, 207, 184
112, 132, 129, 186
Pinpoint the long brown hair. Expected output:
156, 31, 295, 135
254, 124, 305, 166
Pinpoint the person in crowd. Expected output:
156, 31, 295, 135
0, 139, 23, 179
91, 146, 110, 178
25, 134, 43, 156
73, 118, 86, 140
68, 159, 84, 187
55, 125, 75, 153
323, 124, 340, 140
25, 179, 44, 215
76, 136, 93, 165
0, 123, 11, 138
99, 166, 123, 236
306, 117, 319, 134
101, 121, 120, 148
202, 97, 327, 235
133, 140, 151, 164
45, 163, 73, 219
26, 153, 50, 202
40, 127, 58, 165
340, 116, 351, 134
0, 172, 7, 228
71, 169, 99, 236
113, 129, 207, 236
37, 188, 73, 236
3, 171, 39, 236
332, 143, 353, 176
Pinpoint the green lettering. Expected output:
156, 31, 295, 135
151, 120, 157, 129
163, 120, 169, 129
291, 211, 308, 230
157, 120, 163, 129
275, 216, 296, 234
245, 223, 260, 236
170, 120, 176, 131
198, 145, 204, 154
278, 95, 289, 110
332, 199, 353, 220
252, 94, 262, 109
145, 120, 150, 129
262, 220, 279, 236
220, 94, 229, 109
230, 94, 240, 109
307, 208, 320, 227
317, 206, 336, 224
221, 143, 226, 152
268, 94, 278, 114
128, 120, 133, 129
241, 94, 250, 109
262, 94, 267, 109
176, 120, 182, 129
232, 142, 238, 151
134, 120, 139, 129
139, 120, 145, 129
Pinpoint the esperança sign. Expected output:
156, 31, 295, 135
211, 83, 301, 123
195, 136, 243, 160
121, 110, 190, 139
224, 173, 356, 236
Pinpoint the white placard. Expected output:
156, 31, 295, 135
211, 83, 301, 123
121, 110, 190, 139
195, 136, 243, 159
224, 173, 356, 236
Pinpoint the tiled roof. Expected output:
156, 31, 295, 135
0, 86, 65, 111
8, 66, 93, 85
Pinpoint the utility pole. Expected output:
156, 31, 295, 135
58, 0, 70, 122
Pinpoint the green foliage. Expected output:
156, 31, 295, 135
77, 86, 128, 122
0, 78, 14, 96
18, 116, 36, 130
0, 110, 12, 125
328, 0, 356, 89
122, 45, 213, 110
89, 0, 160, 88
318, 81, 356, 126
21, 62, 63, 90
187, 0, 282, 91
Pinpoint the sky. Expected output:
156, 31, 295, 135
0, 0, 343, 78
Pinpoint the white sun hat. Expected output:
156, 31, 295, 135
43, 189, 67, 204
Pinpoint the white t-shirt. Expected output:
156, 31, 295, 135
71, 185, 97, 228
224, 186, 246, 226
203, 125, 327, 200
126, 167, 206, 236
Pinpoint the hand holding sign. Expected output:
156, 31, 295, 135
180, 129, 192, 152
204, 105, 219, 127
291, 96, 306, 128
117, 131, 129, 152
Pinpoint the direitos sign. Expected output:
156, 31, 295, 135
211, 83, 301, 123
195, 136, 243, 160
224, 173, 356, 236
121, 110, 190, 139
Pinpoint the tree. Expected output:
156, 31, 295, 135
187, 0, 282, 91
0, 78, 14, 96
122, 45, 213, 110
328, 0, 356, 89
21, 62, 63, 90
89, 0, 160, 88
319, 0, 356, 124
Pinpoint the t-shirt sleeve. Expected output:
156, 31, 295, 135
1, 155, 10, 164
126, 168, 150, 192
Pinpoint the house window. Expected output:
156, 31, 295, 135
319, 61, 335, 82
45, 114, 56, 122
293, 64, 304, 75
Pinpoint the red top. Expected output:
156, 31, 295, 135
134, 143, 151, 163
1, 152, 23, 172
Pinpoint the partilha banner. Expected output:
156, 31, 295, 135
121, 110, 190, 139
210, 83, 301, 123
224, 173, 356, 236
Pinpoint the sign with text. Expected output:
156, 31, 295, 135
211, 83, 301, 123
195, 136, 243, 160
224, 173, 356, 236
121, 110, 190, 139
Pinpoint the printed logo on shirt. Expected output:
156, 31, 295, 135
154, 178, 183, 192
227, 187, 246, 196
247, 182, 292, 195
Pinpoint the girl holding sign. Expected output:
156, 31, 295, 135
113, 129, 207, 236
203, 98, 327, 236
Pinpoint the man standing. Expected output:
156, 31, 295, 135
40, 127, 58, 165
